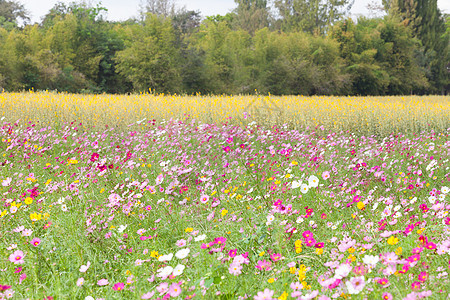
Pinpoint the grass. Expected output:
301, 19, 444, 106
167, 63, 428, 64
0, 92, 449, 299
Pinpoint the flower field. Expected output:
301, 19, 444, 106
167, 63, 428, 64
0, 92, 450, 300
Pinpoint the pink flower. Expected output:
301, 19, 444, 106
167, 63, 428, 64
157, 282, 169, 295
345, 276, 365, 294
302, 230, 313, 239
418, 271, 428, 282
229, 262, 243, 276
141, 291, 155, 299
168, 283, 182, 297
30, 238, 41, 247
270, 253, 282, 262
411, 281, 421, 290
112, 282, 125, 291
229, 249, 237, 258
254, 288, 274, 300
9, 250, 25, 264
19, 273, 26, 284
97, 278, 109, 286
255, 260, 272, 271
76, 278, 85, 286
79, 261, 91, 272
176, 239, 187, 247
382, 292, 393, 300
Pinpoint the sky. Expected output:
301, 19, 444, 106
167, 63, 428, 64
20, 0, 450, 24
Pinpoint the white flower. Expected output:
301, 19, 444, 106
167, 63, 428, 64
308, 175, 319, 188
442, 186, 449, 194
117, 225, 128, 233
334, 263, 352, 279
362, 255, 379, 266
291, 180, 301, 189
85, 296, 95, 300
175, 248, 190, 259
61, 204, 68, 212
296, 216, 304, 224
157, 266, 173, 278
300, 184, 309, 194
346, 276, 366, 294
57, 197, 65, 204
194, 234, 206, 242
173, 264, 185, 276
158, 253, 174, 262
266, 214, 275, 224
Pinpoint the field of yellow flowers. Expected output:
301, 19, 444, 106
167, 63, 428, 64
1, 92, 449, 135
0, 92, 449, 300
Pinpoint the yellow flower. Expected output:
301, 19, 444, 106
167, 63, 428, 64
1, 210, 7, 217
45, 179, 52, 185
348, 247, 355, 253
387, 236, 399, 245
357, 201, 365, 210
278, 291, 288, 300
289, 267, 297, 274
294, 240, 302, 248
150, 251, 159, 258
259, 251, 265, 256
395, 247, 402, 255
24, 197, 33, 205
316, 248, 323, 255
291, 161, 298, 166
295, 247, 302, 253
185, 227, 193, 233
221, 209, 228, 217
417, 228, 425, 234
268, 278, 275, 283
30, 212, 42, 221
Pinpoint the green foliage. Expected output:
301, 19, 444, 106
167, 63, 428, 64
0, 0, 447, 95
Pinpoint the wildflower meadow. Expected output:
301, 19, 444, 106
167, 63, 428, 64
0, 92, 450, 300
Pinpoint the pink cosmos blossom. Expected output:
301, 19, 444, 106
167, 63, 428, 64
79, 261, 91, 273
76, 278, 85, 286
382, 292, 393, 300
112, 282, 125, 291
168, 283, 182, 297
229, 262, 243, 276
141, 291, 155, 299
253, 288, 274, 300
9, 250, 25, 264
30, 238, 41, 247
255, 260, 272, 271
97, 278, 109, 286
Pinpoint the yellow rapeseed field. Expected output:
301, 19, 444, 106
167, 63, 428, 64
0, 91, 449, 135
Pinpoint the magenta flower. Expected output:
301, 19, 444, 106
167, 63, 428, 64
270, 253, 282, 262
30, 238, 41, 247
302, 230, 313, 239
214, 237, 227, 245
168, 283, 182, 297
229, 249, 237, 258
418, 271, 428, 282
382, 292, 393, 300
9, 250, 25, 264
223, 146, 231, 153
411, 281, 421, 290
112, 282, 125, 291
425, 242, 436, 250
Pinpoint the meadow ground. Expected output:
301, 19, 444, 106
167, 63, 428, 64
0, 92, 449, 300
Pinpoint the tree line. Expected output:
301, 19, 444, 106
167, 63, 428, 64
0, 0, 448, 95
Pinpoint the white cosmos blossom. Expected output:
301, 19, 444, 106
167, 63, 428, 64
173, 264, 185, 276
175, 248, 190, 259
157, 266, 173, 278
291, 180, 301, 189
158, 253, 174, 262
194, 234, 206, 242
442, 186, 449, 194
334, 263, 352, 279
362, 255, 379, 266
117, 225, 128, 233
300, 184, 309, 194
308, 175, 319, 188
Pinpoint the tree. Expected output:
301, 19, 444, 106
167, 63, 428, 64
115, 14, 182, 93
0, 0, 29, 27
233, 0, 270, 34
139, 0, 176, 18
274, 0, 354, 34
389, 0, 449, 93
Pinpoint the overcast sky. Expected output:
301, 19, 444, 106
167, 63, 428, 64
20, 0, 450, 24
